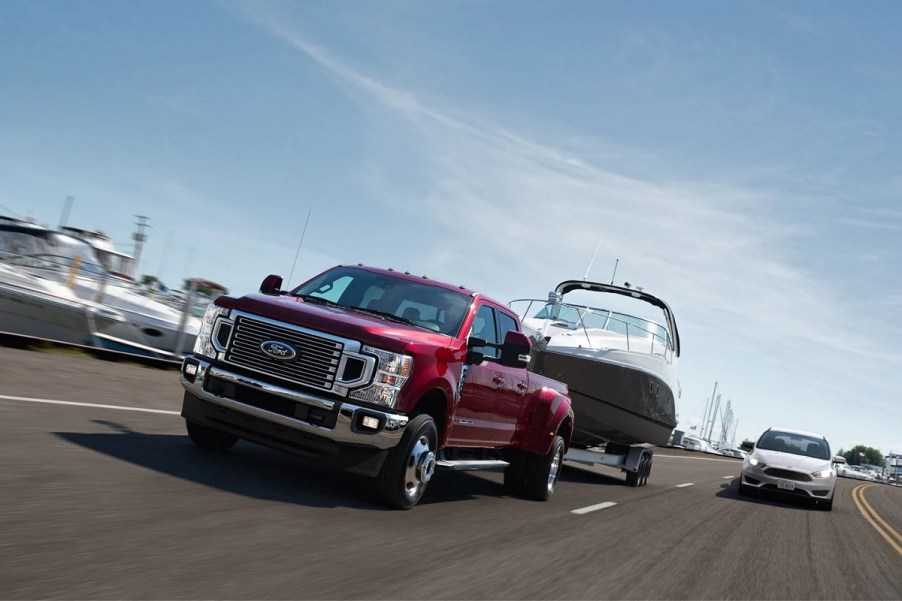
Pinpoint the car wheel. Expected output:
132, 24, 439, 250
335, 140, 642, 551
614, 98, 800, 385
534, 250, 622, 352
186, 420, 239, 451
737, 476, 752, 497
819, 496, 834, 511
378, 414, 437, 510
522, 435, 565, 501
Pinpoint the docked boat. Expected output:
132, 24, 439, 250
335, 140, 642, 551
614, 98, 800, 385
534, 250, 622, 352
0, 220, 126, 343
509, 280, 680, 447
0, 221, 200, 357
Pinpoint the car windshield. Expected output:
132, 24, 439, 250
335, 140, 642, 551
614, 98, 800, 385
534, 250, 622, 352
292, 266, 472, 336
756, 430, 831, 460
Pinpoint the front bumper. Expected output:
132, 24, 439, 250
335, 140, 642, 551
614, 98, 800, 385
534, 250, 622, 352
180, 357, 409, 474
741, 465, 835, 500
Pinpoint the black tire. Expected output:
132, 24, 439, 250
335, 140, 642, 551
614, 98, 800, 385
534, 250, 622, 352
626, 452, 649, 487
640, 454, 652, 486
819, 496, 834, 511
378, 414, 438, 510
503, 450, 527, 495
186, 419, 239, 451
737, 476, 751, 497
521, 435, 565, 501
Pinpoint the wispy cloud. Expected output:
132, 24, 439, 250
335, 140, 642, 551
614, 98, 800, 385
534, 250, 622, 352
232, 4, 902, 441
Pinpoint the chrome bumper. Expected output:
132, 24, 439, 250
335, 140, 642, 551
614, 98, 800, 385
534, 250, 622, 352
180, 357, 408, 450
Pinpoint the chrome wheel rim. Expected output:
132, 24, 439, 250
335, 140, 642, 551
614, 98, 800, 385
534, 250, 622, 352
547, 445, 563, 494
403, 434, 435, 501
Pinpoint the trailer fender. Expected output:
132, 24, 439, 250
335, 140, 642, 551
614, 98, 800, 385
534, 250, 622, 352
519, 388, 574, 456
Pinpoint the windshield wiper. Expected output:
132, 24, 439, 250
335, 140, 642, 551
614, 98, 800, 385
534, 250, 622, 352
349, 307, 417, 326
296, 294, 344, 308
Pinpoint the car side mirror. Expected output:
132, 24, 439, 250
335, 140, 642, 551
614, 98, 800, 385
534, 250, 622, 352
260, 274, 283, 295
832, 456, 845, 464
499, 331, 532, 369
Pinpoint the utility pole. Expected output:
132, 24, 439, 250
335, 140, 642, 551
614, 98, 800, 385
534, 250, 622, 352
132, 216, 150, 278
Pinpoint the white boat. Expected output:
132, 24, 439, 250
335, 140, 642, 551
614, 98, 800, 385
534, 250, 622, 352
0, 221, 200, 357
509, 280, 680, 448
0, 220, 126, 343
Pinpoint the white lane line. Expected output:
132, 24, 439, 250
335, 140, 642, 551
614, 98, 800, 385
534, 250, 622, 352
571, 502, 618, 515
655, 454, 738, 464
0, 394, 180, 416
723, 475, 736, 479
675, 483, 694, 488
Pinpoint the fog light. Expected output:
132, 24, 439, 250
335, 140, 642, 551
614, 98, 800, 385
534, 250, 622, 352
185, 363, 198, 376
361, 416, 380, 430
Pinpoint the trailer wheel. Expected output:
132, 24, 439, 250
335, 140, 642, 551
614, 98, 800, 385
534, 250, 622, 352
186, 420, 239, 451
378, 414, 437, 510
626, 451, 651, 487
522, 435, 565, 501
640, 454, 652, 486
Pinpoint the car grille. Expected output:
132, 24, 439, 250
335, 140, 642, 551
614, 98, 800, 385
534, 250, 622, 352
764, 468, 812, 482
224, 315, 343, 391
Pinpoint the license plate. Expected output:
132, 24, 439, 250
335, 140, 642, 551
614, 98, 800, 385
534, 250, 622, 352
777, 479, 795, 491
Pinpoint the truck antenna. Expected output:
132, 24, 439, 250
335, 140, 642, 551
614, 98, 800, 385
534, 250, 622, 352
287, 209, 312, 286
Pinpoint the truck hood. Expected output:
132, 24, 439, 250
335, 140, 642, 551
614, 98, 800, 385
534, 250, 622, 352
216, 293, 457, 353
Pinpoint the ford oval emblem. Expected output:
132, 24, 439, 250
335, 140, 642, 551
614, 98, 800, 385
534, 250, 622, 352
260, 340, 297, 361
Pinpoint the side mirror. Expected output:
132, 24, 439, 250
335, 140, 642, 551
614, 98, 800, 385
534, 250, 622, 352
832, 456, 845, 464
499, 331, 532, 369
260, 274, 283, 295
466, 336, 486, 365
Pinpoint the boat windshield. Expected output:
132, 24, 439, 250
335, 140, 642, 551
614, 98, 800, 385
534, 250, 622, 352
292, 266, 472, 336
531, 301, 670, 347
0, 229, 106, 276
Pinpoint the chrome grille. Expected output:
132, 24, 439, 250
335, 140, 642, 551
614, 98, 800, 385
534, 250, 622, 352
764, 468, 812, 482
224, 315, 343, 390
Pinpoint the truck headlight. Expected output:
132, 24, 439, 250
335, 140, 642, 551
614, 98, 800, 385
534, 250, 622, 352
193, 304, 230, 358
349, 346, 413, 408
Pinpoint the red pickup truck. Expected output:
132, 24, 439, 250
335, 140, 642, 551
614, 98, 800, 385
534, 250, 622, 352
180, 264, 574, 509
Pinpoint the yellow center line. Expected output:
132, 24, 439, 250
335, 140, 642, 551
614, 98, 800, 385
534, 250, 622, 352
852, 484, 902, 555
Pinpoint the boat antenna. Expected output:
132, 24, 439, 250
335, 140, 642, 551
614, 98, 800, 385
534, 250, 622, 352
287, 209, 312, 286
583, 241, 602, 281
609, 258, 620, 285
58, 195, 74, 228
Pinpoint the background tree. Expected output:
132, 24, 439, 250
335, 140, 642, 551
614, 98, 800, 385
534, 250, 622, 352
841, 445, 883, 466
140, 274, 163, 289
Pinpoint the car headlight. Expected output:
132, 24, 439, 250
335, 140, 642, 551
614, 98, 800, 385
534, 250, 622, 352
748, 456, 767, 469
812, 469, 834, 478
193, 304, 230, 358
349, 346, 413, 408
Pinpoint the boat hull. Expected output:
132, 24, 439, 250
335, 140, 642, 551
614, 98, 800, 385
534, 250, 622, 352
530, 348, 677, 447
0, 282, 122, 345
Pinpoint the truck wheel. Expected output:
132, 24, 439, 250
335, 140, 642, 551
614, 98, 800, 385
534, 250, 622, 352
378, 414, 437, 510
186, 420, 239, 451
521, 435, 565, 502
503, 450, 527, 495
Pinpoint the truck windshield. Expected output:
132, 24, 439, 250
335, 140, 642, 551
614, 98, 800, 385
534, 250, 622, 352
292, 266, 472, 336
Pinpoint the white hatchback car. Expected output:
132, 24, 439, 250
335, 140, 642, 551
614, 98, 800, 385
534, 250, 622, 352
738, 427, 838, 511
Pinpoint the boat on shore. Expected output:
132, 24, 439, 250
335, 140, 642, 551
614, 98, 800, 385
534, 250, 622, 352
0, 220, 199, 357
509, 280, 680, 448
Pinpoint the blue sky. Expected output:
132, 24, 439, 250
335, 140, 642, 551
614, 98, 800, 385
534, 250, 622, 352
2, 1, 900, 455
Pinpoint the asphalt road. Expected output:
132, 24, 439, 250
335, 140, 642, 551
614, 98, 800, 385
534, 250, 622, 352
1, 345, 900, 600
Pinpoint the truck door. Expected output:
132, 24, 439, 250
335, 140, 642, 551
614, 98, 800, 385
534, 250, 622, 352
448, 304, 521, 447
